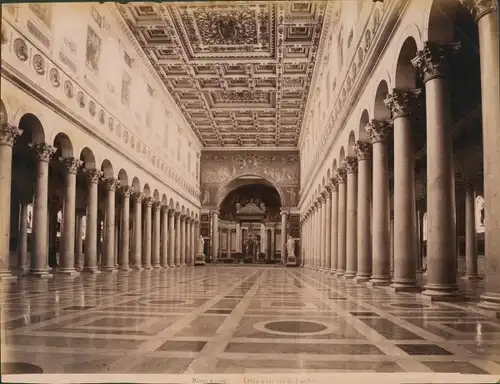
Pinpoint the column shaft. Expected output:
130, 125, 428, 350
119, 187, 131, 270
354, 143, 372, 282
102, 179, 117, 272
168, 211, 175, 267
212, 212, 219, 263
18, 201, 30, 274
30, 143, 56, 277
336, 170, 347, 275
132, 193, 143, 270
175, 213, 181, 266
366, 121, 391, 285
142, 198, 152, 269
152, 203, 161, 268
330, 182, 339, 273
345, 157, 358, 279
325, 191, 332, 271
464, 182, 480, 279
281, 211, 287, 264
160, 207, 169, 267
84, 169, 101, 274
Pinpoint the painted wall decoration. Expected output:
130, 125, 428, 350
121, 70, 131, 107
29, 3, 53, 30
85, 26, 102, 74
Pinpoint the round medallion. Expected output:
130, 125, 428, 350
98, 109, 105, 124
32, 54, 45, 75
14, 38, 28, 62
108, 117, 114, 131
115, 124, 122, 136
123, 130, 129, 143
256, 320, 331, 336
216, 18, 240, 40
130, 136, 135, 148
49, 68, 60, 87
77, 91, 86, 108
89, 101, 96, 116
63, 80, 74, 98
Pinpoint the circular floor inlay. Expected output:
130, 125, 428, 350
1, 362, 43, 374
390, 303, 430, 309
264, 320, 327, 333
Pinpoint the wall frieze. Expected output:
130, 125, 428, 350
1, 62, 200, 209
299, 0, 408, 208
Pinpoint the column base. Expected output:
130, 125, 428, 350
168, 264, 176, 268
142, 265, 153, 270
130, 265, 143, 271
152, 264, 161, 269
175, 264, 181, 267
421, 283, 465, 302
462, 274, 483, 280
390, 278, 420, 292
29, 270, 53, 279
0, 271, 18, 281
160, 264, 169, 269
57, 269, 80, 277
367, 276, 391, 287
83, 268, 101, 275
336, 270, 345, 277
118, 266, 132, 272
354, 275, 371, 284
478, 293, 500, 319
344, 271, 356, 279
101, 268, 118, 273
329, 269, 337, 276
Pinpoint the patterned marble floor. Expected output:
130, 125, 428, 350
1, 266, 500, 383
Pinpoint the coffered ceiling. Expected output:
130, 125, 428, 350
117, 1, 328, 148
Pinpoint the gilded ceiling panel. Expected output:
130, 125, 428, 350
117, 1, 327, 148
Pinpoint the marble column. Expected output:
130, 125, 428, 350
186, 218, 192, 264
118, 186, 131, 271
102, 178, 118, 272
75, 211, 84, 271
412, 41, 460, 300
316, 199, 323, 269
18, 200, 30, 274
30, 143, 56, 278
314, 203, 320, 268
168, 209, 175, 267
353, 142, 372, 282
0, 125, 22, 279
330, 178, 339, 274
83, 169, 101, 274
324, 187, 332, 271
58, 157, 82, 276
175, 212, 181, 266
460, 0, 500, 313
280, 211, 288, 265
366, 120, 392, 286
142, 197, 153, 269
160, 205, 169, 268
344, 157, 358, 279
190, 219, 195, 265
464, 181, 481, 279
131, 192, 143, 270
385, 89, 421, 292
211, 211, 219, 263
336, 168, 347, 276
152, 202, 161, 268
321, 194, 328, 270
236, 223, 241, 252
270, 228, 275, 261
180, 214, 186, 266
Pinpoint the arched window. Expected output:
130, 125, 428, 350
422, 212, 427, 241
476, 195, 485, 233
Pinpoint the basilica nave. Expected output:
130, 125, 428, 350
1, 0, 500, 382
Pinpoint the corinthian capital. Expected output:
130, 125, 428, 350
384, 89, 422, 119
411, 41, 460, 82
29, 142, 56, 162
343, 156, 358, 174
353, 141, 372, 161
460, 0, 497, 22
143, 196, 153, 208
102, 177, 120, 192
85, 168, 103, 184
365, 120, 392, 143
0, 124, 22, 147
60, 157, 83, 175
119, 185, 132, 198
132, 192, 144, 203
336, 167, 347, 184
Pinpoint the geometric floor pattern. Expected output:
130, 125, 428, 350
1, 266, 500, 381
